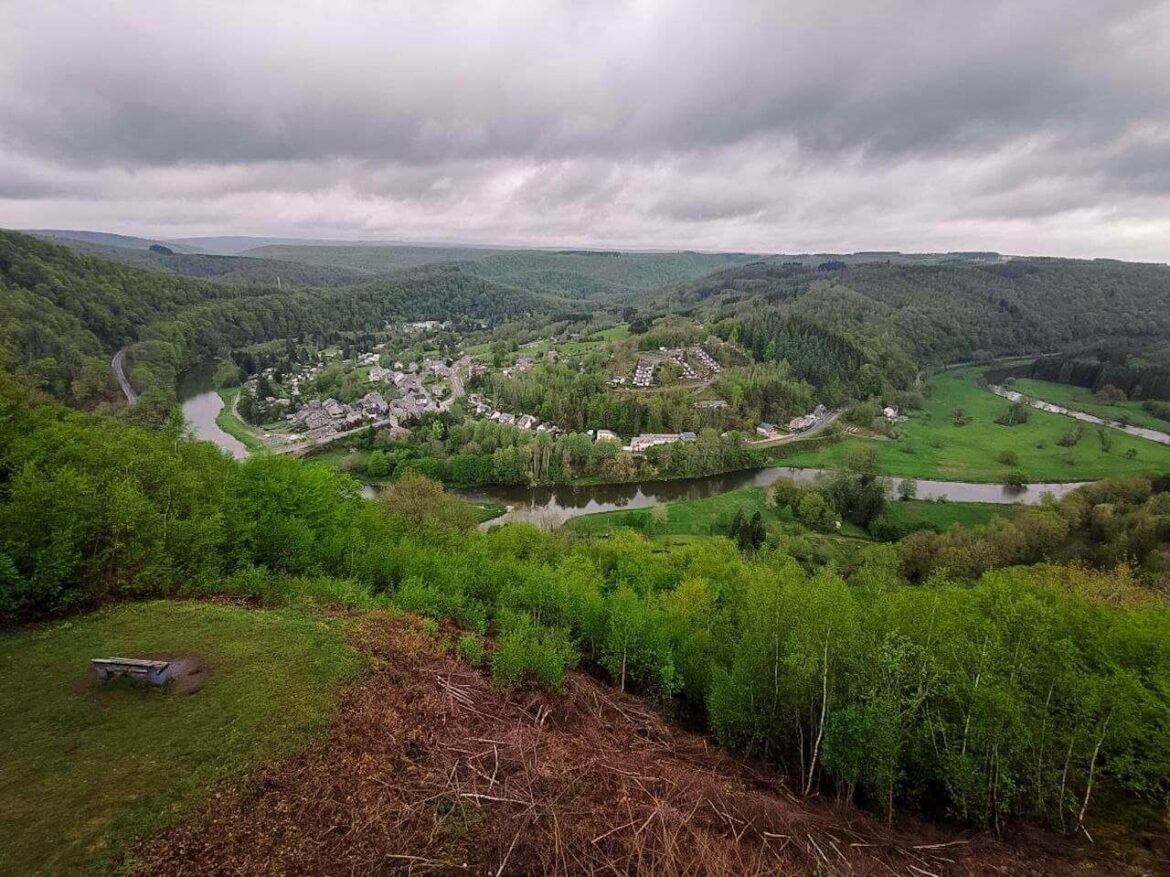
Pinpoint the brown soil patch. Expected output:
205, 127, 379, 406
130, 615, 1129, 876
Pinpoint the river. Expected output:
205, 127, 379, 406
180, 371, 1090, 526
460, 468, 1088, 529
178, 366, 249, 460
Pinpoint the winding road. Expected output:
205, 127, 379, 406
111, 349, 137, 403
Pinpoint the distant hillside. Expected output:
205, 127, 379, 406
30, 237, 376, 287
0, 231, 561, 410
244, 244, 764, 299
656, 256, 1170, 397
24, 229, 207, 254
243, 243, 515, 271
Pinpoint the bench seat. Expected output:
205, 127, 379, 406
92, 657, 172, 686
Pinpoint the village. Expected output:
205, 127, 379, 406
230, 332, 841, 459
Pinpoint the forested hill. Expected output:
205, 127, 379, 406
30, 236, 378, 287
246, 243, 762, 300
0, 231, 558, 410
658, 257, 1170, 398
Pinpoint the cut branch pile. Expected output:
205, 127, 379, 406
131, 614, 1090, 876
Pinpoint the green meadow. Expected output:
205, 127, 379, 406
0, 602, 359, 875
783, 368, 1170, 482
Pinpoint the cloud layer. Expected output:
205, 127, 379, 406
2, 0, 1168, 259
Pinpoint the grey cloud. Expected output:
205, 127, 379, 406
0, 1, 1168, 261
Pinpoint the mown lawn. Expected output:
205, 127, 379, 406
783, 368, 1170, 482
0, 601, 360, 875
1011, 378, 1170, 433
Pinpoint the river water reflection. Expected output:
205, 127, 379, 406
178, 366, 248, 460
460, 467, 1088, 529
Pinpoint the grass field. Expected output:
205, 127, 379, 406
0, 601, 360, 875
882, 499, 1013, 532
1011, 378, 1170, 433
782, 368, 1170, 482
564, 486, 875, 539
215, 388, 268, 454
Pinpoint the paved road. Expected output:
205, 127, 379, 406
111, 349, 137, 403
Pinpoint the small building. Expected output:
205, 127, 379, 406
756, 422, 778, 437
515, 414, 538, 430
595, 429, 620, 443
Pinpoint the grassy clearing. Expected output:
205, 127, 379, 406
215, 388, 268, 454
882, 499, 1013, 532
783, 368, 1170, 482
1011, 378, 1170, 433
566, 486, 866, 540
0, 601, 360, 875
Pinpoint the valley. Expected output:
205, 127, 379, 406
4, 230, 1170, 875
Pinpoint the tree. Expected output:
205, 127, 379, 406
897, 478, 918, 501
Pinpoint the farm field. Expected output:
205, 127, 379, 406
0, 602, 359, 875
783, 369, 1170, 482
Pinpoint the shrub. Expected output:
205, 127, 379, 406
491, 611, 578, 691
994, 402, 1030, 426
455, 633, 486, 666
996, 449, 1020, 467
1004, 470, 1029, 489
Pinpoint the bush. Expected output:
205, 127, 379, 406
996, 449, 1019, 467
1004, 470, 1029, 489
491, 611, 578, 691
994, 402, 1030, 426
456, 634, 486, 666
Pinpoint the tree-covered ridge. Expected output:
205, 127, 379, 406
0, 231, 563, 412
31, 236, 378, 287
662, 257, 1170, 399
244, 243, 762, 300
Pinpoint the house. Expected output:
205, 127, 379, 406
515, 414, 538, 430
498, 413, 516, 426
788, 414, 817, 432
323, 399, 345, 419
360, 392, 388, 415
756, 422, 778, 437
883, 406, 901, 421
696, 399, 728, 410
594, 429, 620, 443
628, 433, 690, 453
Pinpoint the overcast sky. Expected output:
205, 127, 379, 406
2, 0, 1169, 259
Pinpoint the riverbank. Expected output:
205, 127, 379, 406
565, 486, 1010, 539
214, 388, 268, 454
467, 466, 1086, 530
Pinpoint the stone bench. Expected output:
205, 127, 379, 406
91, 657, 172, 686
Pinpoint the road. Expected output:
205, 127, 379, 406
111, 349, 137, 403
748, 409, 842, 448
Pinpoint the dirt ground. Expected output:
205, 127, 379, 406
129, 614, 1145, 876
